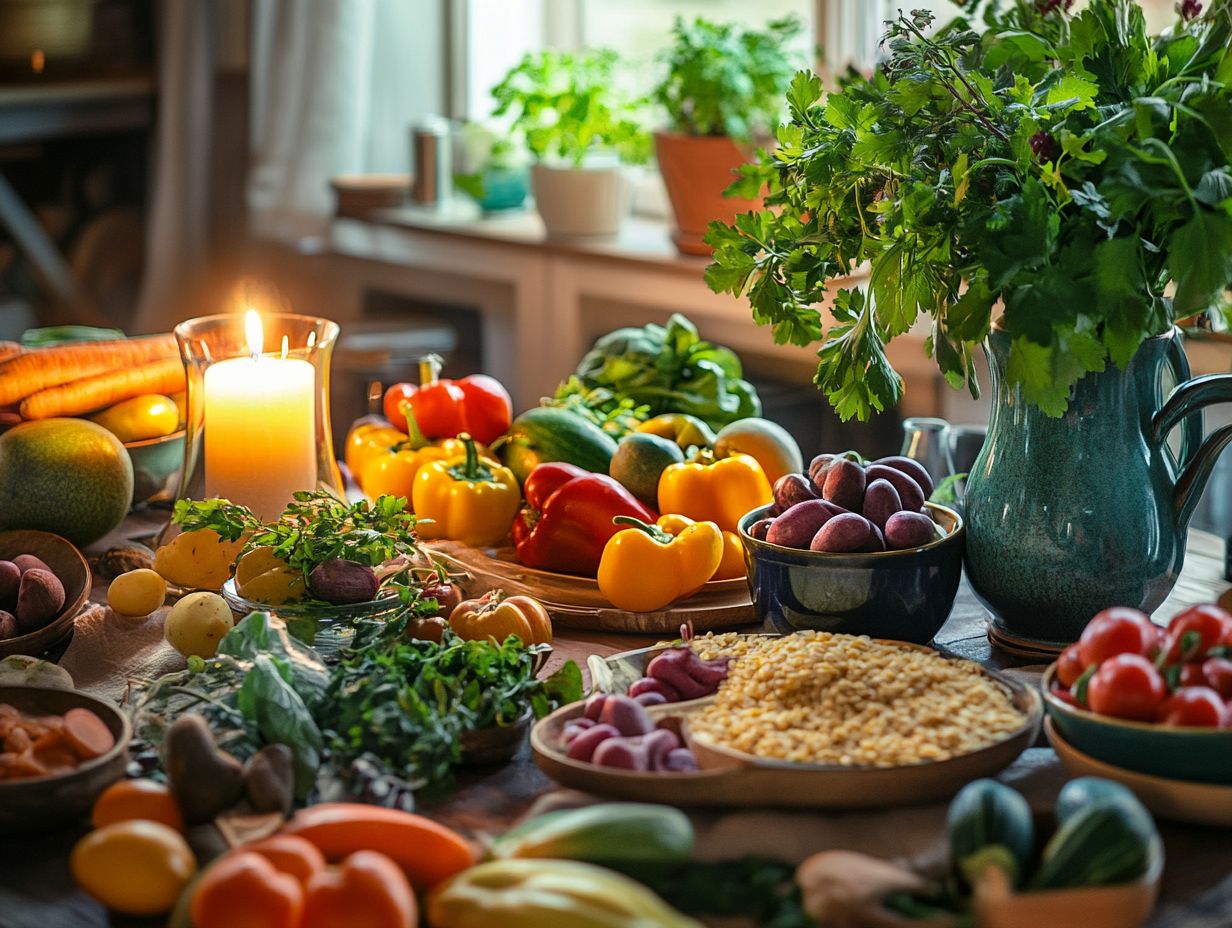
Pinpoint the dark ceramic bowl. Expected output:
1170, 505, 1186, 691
125, 429, 185, 507
0, 686, 130, 832
1042, 664, 1232, 785
738, 502, 964, 644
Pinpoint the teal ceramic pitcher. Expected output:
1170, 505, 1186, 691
964, 328, 1232, 648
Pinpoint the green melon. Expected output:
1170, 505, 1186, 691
0, 418, 134, 547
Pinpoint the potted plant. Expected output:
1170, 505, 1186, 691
454, 122, 529, 212
491, 49, 649, 238
705, 0, 1232, 647
652, 16, 803, 255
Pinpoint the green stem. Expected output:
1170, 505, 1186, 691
612, 515, 674, 544
418, 353, 444, 386
401, 400, 431, 450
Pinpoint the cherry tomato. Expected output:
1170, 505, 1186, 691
1156, 686, 1227, 728
1050, 685, 1079, 707
1056, 644, 1085, 688
1200, 657, 1232, 699
454, 375, 512, 446
1163, 604, 1232, 664
1086, 653, 1166, 721
1078, 607, 1157, 668
1179, 663, 1208, 689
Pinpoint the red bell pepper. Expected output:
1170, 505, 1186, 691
513, 462, 655, 577
383, 355, 512, 446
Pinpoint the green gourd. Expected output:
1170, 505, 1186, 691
946, 779, 1035, 887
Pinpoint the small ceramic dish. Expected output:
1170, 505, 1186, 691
1047, 717, 1232, 826
124, 429, 185, 507
0, 685, 131, 832
1042, 664, 1232, 784
738, 502, 963, 643
459, 709, 533, 766
0, 530, 91, 659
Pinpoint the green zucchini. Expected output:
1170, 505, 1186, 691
1056, 777, 1146, 824
496, 406, 619, 484
1029, 802, 1158, 890
490, 802, 694, 863
946, 779, 1035, 887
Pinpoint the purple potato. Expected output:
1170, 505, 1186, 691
863, 478, 903, 529
633, 691, 668, 708
885, 511, 940, 550
565, 723, 620, 762
766, 499, 838, 549
773, 473, 818, 511
592, 728, 680, 772
629, 676, 682, 702
874, 456, 935, 498
583, 693, 608, 721
748, 518, 774, 541
807, 453, 837, 490
646, 649, 715, 700
0, 611, 16, 640
562, 717, 597, 747
859, 524, 887, 552
0, 561, 18, 608
865, 464, 925, 513
12, 555, 50, 576
821, 459, 866, 512
597, 694, 655, 737
810, 513, 874, 553
660, 748, 699, 772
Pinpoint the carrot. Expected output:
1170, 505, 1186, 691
62, 707, 115, 760
0, 333, 176, 405
19, 357, 185, 420
0, 342, 21, 364
280, 803, 476, 890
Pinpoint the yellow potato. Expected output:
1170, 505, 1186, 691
107, 568, 168, 617
164, 591, 234, 659
236, 566, 305, 605
153, 530, 244, 590
234, 546, 289, 587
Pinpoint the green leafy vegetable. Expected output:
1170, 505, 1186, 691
562, 313, 762, 430
237, 654, 323, 795
547, 377, 651, 438
491, 49, 650, 167
654, 16, 803, 141
705, 0, 1232, 419
19, 325, 125, 347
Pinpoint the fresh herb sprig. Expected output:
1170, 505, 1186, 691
706, 0, 1232, 419
173, 491, 420, 582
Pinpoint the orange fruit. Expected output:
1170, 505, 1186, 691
91, 778, 184, 832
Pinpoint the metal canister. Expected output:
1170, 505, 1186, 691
410, 116, 452, 206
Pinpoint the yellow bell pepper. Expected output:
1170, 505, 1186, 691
345, 420, 408, 478
359, 437, 470, 501
657, 451, 773, 533
597, 515, 723, 612
637, 414, 716, 452
656, 513, 745, 581
413, 435, 521, 546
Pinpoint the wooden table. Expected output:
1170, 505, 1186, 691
2, 527, 1230, 928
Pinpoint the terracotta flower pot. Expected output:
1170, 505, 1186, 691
655, 131, 761, 256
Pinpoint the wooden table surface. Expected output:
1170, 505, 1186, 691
2, 527, 1230, 928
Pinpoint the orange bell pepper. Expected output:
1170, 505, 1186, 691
192, 850, 304, 928
302, 850, 416, 928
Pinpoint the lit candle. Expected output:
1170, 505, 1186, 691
203, 310, 316, 520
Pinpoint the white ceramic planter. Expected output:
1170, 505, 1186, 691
530, 162, 629, 238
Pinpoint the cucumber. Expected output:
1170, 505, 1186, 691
947, 779, 1035, 887
490, 802, 694, 863
1029, 802, 1158, 890
497, 406, 619, 484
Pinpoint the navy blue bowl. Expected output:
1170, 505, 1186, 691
738, 502, 964, 644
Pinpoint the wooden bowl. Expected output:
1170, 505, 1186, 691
0, 530, 91, 659
0, 685, 130, 831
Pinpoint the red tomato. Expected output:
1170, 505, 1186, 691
1200, 657, 1232, 699
455, 375, 512, 445
1163, 604, 1232, 664
1179, 663, 1208, 689
1050, 685, 1079, 707
1056, 644, 1085, 688
1086, 654, 1167, 721
1078, 607, 1158, 668
1156, 687, 1227, 728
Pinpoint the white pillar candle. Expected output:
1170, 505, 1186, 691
203, 311, 316, 521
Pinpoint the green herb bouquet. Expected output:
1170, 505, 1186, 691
706, 0, 1232, 419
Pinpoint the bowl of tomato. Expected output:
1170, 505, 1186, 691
1042, 604, 1232, 785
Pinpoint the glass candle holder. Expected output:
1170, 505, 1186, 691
172, 312, 344, 521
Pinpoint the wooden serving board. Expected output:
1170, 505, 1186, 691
425, 541, 756, 634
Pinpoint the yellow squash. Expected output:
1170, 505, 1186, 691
597, 515, 723, 612
657, 451, 772, 533
412, 435, 520, 546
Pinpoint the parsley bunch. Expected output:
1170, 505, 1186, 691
706, 0, 1232, 419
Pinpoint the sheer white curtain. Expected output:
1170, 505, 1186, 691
247, 0, 445, 240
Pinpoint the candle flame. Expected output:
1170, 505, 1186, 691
245, 309, 263, 359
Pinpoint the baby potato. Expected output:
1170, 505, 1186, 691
164, 592, 234, 659
236, 567, 305, 606
153, 530, 244, 591
234, 546, 289, 588
108, 569, 168, 617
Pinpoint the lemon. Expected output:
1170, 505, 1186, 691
91, 394, 179, 443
